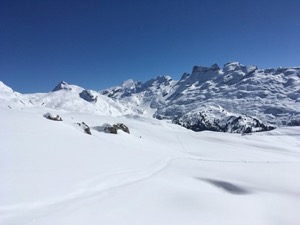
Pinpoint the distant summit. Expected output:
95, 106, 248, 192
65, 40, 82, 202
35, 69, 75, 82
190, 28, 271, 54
52, 81, 72, 92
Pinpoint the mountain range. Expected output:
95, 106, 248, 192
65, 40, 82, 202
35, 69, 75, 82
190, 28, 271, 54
1, 62, 300, 133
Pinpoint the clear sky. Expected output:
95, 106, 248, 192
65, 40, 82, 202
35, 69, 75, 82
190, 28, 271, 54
0, 0, 299, 93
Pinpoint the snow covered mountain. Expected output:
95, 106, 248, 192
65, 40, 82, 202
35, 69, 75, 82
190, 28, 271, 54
102, 62, 300, 133
101, 76, 175, 115
1, 62, 299, 133
0, 81, 133, 116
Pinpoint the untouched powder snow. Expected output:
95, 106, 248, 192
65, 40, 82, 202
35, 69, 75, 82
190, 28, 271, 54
1, 104, 300, 225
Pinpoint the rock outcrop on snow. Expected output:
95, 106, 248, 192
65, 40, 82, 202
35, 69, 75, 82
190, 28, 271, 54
79, 90, 98, 103
76, 122, 92, 135
103, 125, 118, 134
113, 123, 130, 134
99, 123, 130, 134
44, 113, 63, 121
173, 107, 275, 134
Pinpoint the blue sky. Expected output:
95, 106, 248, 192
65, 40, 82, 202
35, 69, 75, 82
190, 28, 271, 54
0, 0, 299, 93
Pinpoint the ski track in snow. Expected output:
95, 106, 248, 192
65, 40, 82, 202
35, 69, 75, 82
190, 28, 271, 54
0, 157, 176, 224
1, 151, 298, 225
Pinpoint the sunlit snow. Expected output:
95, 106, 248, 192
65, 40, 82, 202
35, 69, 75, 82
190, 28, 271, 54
1, 80, 300, 225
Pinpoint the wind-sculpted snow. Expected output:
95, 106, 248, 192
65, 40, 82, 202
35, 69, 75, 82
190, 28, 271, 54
102, 62, 300, 133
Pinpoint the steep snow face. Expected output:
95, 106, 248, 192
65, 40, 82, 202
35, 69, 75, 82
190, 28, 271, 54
102, 63, 300, 132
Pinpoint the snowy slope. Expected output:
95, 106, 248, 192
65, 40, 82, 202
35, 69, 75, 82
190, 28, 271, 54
0, 81, 134, 116
0, 81, 30, 108
102, 62, 300, 132
1, 104, 300, 225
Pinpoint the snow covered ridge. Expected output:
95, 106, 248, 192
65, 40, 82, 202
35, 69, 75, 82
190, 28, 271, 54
0, 81, 134, 116
102, 62, 300, 133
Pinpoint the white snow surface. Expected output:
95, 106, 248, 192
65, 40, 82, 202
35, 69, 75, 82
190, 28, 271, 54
1, 87, 300, 225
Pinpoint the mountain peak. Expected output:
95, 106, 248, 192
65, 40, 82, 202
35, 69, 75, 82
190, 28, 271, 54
52, 81, 72, 92
144, 75, 173, 86
223, 62, 244, 71
192, 63, 220, 74
121, 79, 136, 89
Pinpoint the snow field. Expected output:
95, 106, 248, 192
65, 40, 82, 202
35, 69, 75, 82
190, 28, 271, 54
1, 106, 300, 225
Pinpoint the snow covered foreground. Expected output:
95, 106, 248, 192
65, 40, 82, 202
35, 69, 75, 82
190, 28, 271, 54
1, 106, 300, 225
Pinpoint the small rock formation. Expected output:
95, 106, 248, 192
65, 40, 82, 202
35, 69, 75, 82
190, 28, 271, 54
44, 113, 63, 121
113, 123, 130, 134
76, 122, 92, 135
79, 90, 98, 103
104, 125, 118, 134
101, 123, 130, 134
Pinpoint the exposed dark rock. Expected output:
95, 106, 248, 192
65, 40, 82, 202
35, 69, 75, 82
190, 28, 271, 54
79, 90, 98, 103
103, 125, 118, 134
173, 110, 275, 134
76, 122, 92, 135
44, 113, 63, 121
173, 112, 222, 132
99, 123, 130, 134
225, 116, 275, 134
113, 123, 130, 134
